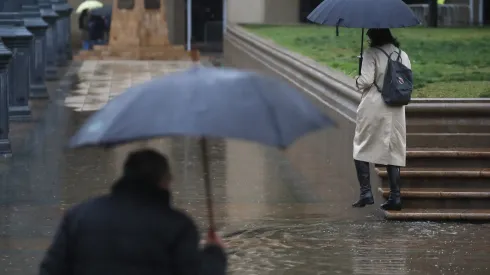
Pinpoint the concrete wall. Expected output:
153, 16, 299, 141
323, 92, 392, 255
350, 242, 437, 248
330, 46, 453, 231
227, 0, 266, 24
227, 0, 300, 24
264, 0, 300, 24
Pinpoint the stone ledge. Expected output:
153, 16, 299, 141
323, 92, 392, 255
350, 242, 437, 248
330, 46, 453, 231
378, 188, 490, 199
383, 209, 490, 221
375, 167, 490, 178
407, 149, 490, 158
226, 25, 360, 122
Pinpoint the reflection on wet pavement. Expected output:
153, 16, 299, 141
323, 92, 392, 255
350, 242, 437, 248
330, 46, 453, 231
64, 61, 192, 112
0, 61, 489, 274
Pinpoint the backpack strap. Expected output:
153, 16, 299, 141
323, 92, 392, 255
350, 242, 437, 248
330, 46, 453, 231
374, 46, 402, 61
371, 47, 401, 93
395, 49, 402, 62
374, 47, 391, 59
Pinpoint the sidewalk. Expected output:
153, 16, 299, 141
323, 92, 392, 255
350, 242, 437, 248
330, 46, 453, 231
0, 60, 488, 275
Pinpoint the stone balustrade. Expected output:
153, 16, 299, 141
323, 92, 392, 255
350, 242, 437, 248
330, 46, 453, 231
0, 0, 72, 156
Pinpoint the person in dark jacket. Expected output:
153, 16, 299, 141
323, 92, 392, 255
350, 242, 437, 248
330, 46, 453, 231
78, 9, 90, 50
39, 149, 227, 275
88, 14, 106, 47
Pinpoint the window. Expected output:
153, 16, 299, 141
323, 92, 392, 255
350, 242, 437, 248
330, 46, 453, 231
118, 0, 134, 10
144, 0, 160, 9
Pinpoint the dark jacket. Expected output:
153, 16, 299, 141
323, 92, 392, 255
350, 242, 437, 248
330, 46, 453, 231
39, 180, 227, 275
79, 11, 90, 41
88, 15, 106, 41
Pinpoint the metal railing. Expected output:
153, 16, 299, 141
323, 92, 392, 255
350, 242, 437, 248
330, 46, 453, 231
409, 4, 472, 26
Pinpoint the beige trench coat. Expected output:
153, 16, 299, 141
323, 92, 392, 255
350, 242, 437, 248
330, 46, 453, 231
353, 44, 411, 167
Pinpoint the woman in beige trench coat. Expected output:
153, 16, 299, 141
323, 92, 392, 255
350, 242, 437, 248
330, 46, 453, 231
352, 29, 411, 211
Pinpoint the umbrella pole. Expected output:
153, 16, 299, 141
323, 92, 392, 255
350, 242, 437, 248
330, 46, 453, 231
199, 137, 216, 234
358, 28, 365, 75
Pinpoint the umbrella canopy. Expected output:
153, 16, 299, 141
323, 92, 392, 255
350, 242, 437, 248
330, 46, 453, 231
70, 66, 334, 149
90, 5, 112, 17
76, 0, 104, 14
307, 0, 420, 28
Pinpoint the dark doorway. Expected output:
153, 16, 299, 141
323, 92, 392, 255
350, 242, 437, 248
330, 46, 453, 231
186, 0, 223, 52
484, 0, 490, 25
299, 0, 323, 22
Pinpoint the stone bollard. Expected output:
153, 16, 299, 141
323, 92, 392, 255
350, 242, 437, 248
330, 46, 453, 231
51, 0, 71, 67
0, 13, 34, 121
21, 3, 49, 98
38, 0, 58, 80
0, 40, 12, 156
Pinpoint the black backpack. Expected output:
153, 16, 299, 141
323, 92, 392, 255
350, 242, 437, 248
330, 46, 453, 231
373, 47, 413, 106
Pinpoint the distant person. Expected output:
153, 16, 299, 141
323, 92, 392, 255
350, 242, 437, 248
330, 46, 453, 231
352, 28, 411, 211
88, 14, 107, 48
39, 149, 227, 275
78, 9, 90, 50
103, 15, 111, 41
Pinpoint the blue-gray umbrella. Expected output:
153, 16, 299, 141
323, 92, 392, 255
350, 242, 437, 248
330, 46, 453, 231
70, 66, 334, 232
90, 5, 112, 17
307, 0, 420, 74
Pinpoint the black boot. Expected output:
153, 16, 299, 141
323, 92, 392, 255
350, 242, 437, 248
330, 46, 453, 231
352, 160, 374, 208
381, 165, 402, 211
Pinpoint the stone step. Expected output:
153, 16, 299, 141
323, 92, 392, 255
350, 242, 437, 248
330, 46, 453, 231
378, 187, 490, 209
407, 133, 490, 148
407, 118, 490, 133
379, 187, 490, 199
406, 148, 490, 168
375, 167, 490, 189
383, 209, 490, 221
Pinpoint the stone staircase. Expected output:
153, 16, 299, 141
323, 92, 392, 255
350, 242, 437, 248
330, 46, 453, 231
376, 113, 490, 221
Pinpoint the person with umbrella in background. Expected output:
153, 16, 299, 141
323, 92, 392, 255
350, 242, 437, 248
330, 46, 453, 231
88, 13, 107, 48
90, 5, 113, 44
78, 9, 91, 50
307, 0, 418, 211
39, 149, 227, 275
352, 29, 411, 211
76, 1, 104, 50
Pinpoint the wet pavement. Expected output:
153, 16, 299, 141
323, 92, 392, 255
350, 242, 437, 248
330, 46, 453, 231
1, 61, 489, 275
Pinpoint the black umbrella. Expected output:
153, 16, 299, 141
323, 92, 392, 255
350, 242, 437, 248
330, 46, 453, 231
90, 5, 112, 17
307, 0, 420, 74
70, 66, 334, 234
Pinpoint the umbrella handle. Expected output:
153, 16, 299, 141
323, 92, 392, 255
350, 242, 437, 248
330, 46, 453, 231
335, 18, 342, 37
358, 28, 365, 75
199, 137, 216, 234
